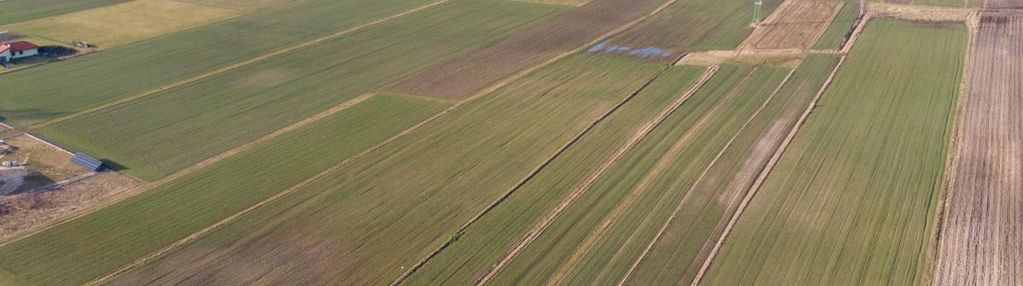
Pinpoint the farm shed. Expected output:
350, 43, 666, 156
70, 153, 104, 172
0, 43, 9, 63
8, 41, 39, 59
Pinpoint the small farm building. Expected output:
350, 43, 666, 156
71, 153, 104, 172
8, 41, 38, 59
0, 43, 10, 63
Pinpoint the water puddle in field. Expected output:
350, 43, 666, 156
586, 41, 673, 59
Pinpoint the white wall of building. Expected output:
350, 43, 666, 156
0, 49, 10, 62
11, 48, 37, 59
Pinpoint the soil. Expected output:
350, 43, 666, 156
391, 0, 676, 99
935, 12, 1023, 286
743, 0, 843, 50
869, 2, 972, 22
0, 172, 140, 242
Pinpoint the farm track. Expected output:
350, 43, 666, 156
935, 12, 1023, 286
688, 54, 846, 286
470, 67, 720, 286
393, 0, 681, 99
22, 0, 449, 131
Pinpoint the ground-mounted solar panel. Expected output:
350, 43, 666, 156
71, 152, 103, 171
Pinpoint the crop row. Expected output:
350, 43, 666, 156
36, 0, 560, 180
701, 19, 967, 286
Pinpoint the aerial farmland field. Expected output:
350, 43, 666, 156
0, 0, 1019, 285
35, 0, 560, 180
936, 12, 1023, 286
699, 19, 967, 286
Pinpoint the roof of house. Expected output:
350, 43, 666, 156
0, 43, 9, 53
9, 41, 37, 52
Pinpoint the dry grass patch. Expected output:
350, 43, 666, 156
743, 0, 843, 50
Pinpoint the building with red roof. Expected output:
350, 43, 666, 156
0, 42, 10, 64
8, 41, 38, 59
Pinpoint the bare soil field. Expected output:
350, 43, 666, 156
983, 0, 1023, 8
743, 0, 843, 50
0, 172, 139, 242
936, 12, 1023, 286
391, 0, 672, 99
869, 2, 972, 22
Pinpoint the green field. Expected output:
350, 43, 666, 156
701, 19, 967, 286
103, 54, 666, 285
0, 0, 127, 26
0, 94, 448, 285
482, 64, 790, 286
606, 0, 783, 53
812, 0, 858, 50
0, 0, 442, 127
622, 55, 839, 286
401, 65, 708, 285
36, 0, 560, 180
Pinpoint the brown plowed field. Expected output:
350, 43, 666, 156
392, 0, 672, 99
936, 13, 1023, 286
984, 0, 1023, 8
744, 0, 842, 50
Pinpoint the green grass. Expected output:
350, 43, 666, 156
484, 64, 791, 286
0, 0, 441, 126
622, 55, 840, 285
607, 0, 784, 53
36, 0, 560, 181
400, 65, 708, 285
0, 94, 448, 286
0, 0, 127, 26
812, 1, 858, 50
104, 54, 666, 285
915, 0, 968, 7
701, 19, 967, 286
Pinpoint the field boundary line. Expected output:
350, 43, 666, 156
0, 93, 376, 247
929, 11, 978, 286
738, 0, 794, 51
615, 67, 795, 286
471, 66, 719, 286
24, 0, 450, 131
686, 54, 847, 286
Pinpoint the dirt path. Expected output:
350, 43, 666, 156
926, 12, 978, 286
24, 0, 449, 131
686, 54, 847, 286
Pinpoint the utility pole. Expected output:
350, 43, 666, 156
753, 0, 764, 24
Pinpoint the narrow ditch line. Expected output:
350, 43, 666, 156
25, 0, 450, 131
615, 66, 795, 286
928, 11, 978, 286
474, 66, 720, 286
686, 54, 848, 286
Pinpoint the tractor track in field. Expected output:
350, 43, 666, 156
686, 53, 847, 286
615, 67, 794, 286
469, 66, 719, 286
23, 0, 450, 131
